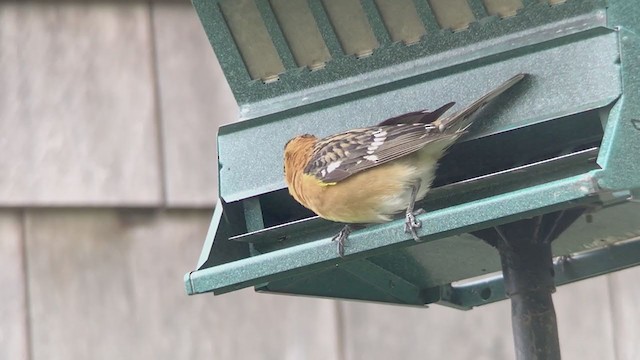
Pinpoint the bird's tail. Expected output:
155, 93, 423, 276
434, 73, 527, 134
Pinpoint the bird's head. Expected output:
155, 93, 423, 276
283, 134, 317, 185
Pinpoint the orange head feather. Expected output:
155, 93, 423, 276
283, 134, 317, 200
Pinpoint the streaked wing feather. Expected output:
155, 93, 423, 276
435, 74, 526, 133
376, 111, 428, 127
304, 123, 454, 183
377, 102, 456, 126
303, 74, 526, 184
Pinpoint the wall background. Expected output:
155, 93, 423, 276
1, 1, 639, 359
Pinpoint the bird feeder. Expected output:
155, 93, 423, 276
185, 0, 640, 358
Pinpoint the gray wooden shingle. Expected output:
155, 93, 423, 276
609, 266, 640, 360
341, 275, 618, 360
0, 211, 29, 360
25, 209, 340, 360
554, 277, 616, 360
152, 3, 238, 207
0, 3, 161, 206
341, 300, 514, 360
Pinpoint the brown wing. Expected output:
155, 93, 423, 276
304, 74, 527, 183
304, 123, 456, 183
377, 102, 455, 126
434, 74, 526, 133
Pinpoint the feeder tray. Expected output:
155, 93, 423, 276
185, 0, 640, 313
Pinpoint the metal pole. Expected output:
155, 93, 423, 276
496, 231, 561, 360
472, 209, 586, 359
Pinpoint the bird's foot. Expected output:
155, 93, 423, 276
331, 225, 352, 257
404, 208, 425, 242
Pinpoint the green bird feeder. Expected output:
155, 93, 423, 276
185, 0, 640, 358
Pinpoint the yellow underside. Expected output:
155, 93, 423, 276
295, 151, 440, 224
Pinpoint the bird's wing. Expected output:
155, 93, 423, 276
434, 73, 526, 133
377, 102, 455, 126
304, 74, 527, 183
304, 123, 457, 183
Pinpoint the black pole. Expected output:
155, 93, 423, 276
495, 233, 560, 360
472, 209, 586, 360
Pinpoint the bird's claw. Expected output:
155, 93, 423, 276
332, 225, 352, 257
404, 208, 425, 242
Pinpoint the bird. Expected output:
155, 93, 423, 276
283, 74, 526, 256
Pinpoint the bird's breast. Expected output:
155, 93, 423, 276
298, 154, 439, 224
